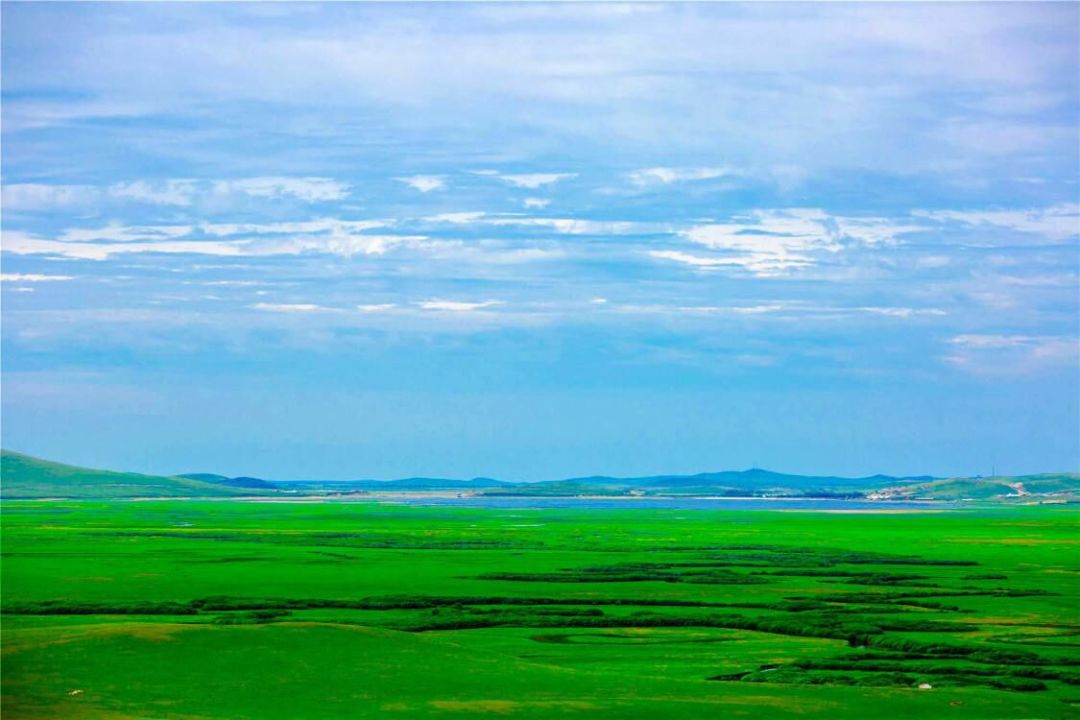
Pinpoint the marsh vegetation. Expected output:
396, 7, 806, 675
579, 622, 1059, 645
2, 501, 1077, 718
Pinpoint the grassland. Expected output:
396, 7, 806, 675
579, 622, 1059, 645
2, 500, 1078, 718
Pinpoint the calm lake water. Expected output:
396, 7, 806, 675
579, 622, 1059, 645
380, 496, 958, 511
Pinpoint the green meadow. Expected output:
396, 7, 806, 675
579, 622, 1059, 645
2, 500, 1078, 719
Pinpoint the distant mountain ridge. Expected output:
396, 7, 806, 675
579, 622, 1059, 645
219, 466, 1078, 502
1, 449, 1076, 502
273, 477, 514, 491
272, 468, 938, 492
180, 473, 277, 490
557, 468, 938, 490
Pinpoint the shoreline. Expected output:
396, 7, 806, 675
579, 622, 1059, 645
2, 495, 1070, 510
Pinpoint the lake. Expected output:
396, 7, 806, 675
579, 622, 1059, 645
379, 496, 958, 511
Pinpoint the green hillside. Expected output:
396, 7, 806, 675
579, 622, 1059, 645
0, 451, 256, 499
869, 473, 1080, 502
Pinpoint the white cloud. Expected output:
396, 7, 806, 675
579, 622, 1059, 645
59, 223, 195, 243
198, 280, 264, 287
712, 304, 787, 315
611, 302, 791, 317
685, 209, 919, 251
684, 210, 836, 257
4, 219, 427, 260
946, 333, 1078, 373
485, 216, 651, 235
859, 306, 947, 318
684, 226, 825, 258
626, 304, 789, 316
199, 219, 388, 237
2, 231, 245, 260
994, 273, 1077, 288
398, 175, 445, 192
951, 334, 1038, 350
422, 211, 655, 235
215, 177, 349, 202
628, 166, 732, 185
272, 233, 421, 257
833, 217, 924, 246
2, 183, 95, 210
250, 303, 332, 313
523, 198, 551, 209
4, 3, 1074, 190
652, 245, 815, 276
0, 273, 74, 282
912, 203, 1079, 242
665, 209, 922, 276
426, 211, 486, 224
356, 303, 397, 313
469, 247, 564, 264
648, 250, 741, 269
110, 180, 197, 206
612, 301, 947, 320
915, 255, 952, 269
419, 299, 502, 311
495, 173, 576, 189
3, 222, 563, 265
3, 178, 349, 211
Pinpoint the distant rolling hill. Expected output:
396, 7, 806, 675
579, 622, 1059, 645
866, 474, 1080, 502
554, 469, 937, 492
278, 469, 936, 496
486, 470, 1078, 501
276, 467, 1077, 501
273, 477, 513, 492
0, 451, 263, 499
3, 449, 1076, 502
179, 473, 278, 490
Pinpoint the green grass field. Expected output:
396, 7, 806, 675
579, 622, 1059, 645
2, 500, 1078, 718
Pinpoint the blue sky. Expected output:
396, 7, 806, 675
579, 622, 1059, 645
2, 2, 1077, 480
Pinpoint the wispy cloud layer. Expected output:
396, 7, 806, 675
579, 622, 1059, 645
628, 167, 732, 185
0, 2, 1076, 478
251, 302, 331, 313
913, 204, 1079, 243
946, 334, 1078, 374
3, 177, 351, 211
1, 273, 74, 282
498, 174, 575, 189
419, 299, 502, 312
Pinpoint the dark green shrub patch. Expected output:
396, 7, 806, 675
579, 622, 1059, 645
990, 678, 1048, 692
758, 569, 931, 583
2, 600, 197, 616
212, 609, 292, 625
864, 637, 1079, 666
464, 607, 605, 617
715, 545, 978, 568
792, 658, 1078, 685
100, 531, 538, 551
477, 566, 772, 584
3, 594, 812, 616
806, 589, 1054, 610
715, 659, 1055, 692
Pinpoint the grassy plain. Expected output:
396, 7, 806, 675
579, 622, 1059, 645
1, 500, 1078, 719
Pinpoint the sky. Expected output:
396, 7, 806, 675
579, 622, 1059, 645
1, 2, 1078, 481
